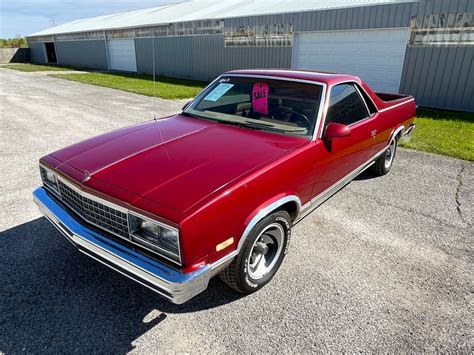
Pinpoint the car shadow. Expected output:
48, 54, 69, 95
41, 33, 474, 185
353, 168, 379, 181
0, 217, 243, 353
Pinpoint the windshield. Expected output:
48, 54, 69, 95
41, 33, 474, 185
184, 76, 323, 138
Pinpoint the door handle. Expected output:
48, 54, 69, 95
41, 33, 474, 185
371, 129, 377, 137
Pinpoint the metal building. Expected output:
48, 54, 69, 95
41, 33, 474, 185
27, 0, 473, 112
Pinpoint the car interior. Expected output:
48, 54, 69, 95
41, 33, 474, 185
191, 79, 323, 134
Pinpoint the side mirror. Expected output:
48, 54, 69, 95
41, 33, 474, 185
324, 122, 351, 140
182, 101, 192, 111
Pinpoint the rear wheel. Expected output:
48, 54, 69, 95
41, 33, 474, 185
220, 210, 291, 293
372, 135, 398, 176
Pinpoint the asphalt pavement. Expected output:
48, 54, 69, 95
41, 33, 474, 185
0, 68, 472, 353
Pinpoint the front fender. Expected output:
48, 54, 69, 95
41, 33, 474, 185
238, 194, 301, 251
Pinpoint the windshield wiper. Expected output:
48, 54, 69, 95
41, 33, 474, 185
181, 111, 198, 118
186, 109, 306, 134
241, 120, 306, 133
216, 119, 258, 130
240, 121, 281, 131
185, 113, 259, 130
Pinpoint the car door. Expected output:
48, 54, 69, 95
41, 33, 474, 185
311, 82, 377, 197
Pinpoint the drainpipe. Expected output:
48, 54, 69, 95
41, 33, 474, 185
104, 30, 110, 71
53, 35, 60, 65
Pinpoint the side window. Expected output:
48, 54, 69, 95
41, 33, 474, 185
357, 84, 377, 115
326, 83, 370, 126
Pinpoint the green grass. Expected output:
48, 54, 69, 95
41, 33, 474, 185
400, 108, 474, 161
3, 63, 75, 72
49, 72, 207, 99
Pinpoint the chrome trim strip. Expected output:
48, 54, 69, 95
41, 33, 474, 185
39, 163, 182, 265
404, 124, 416, 136
33, 187, 210, 304
209, 251, 238, 276
295, 145, 388, 223
354, 82, 379, 113
183, 75, 224, 113
225, 142, 392, 263
313, 82, 327, 141
391, 125, 406, 141
379, 98, 415, 113
237, 195, 301, 252
353, 84, 374, 119
224, 73, 327, 87
224, 144, 390, 267
328, 80, 414, 115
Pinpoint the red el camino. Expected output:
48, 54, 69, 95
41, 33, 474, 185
34, 70, 416, 304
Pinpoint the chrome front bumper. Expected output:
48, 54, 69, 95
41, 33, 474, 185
33, 187, 211, 304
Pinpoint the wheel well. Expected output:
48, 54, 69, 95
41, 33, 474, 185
278, 201, 299, 222
392, 126, 405, 142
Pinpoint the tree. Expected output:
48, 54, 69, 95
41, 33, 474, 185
0, 35, 27, 48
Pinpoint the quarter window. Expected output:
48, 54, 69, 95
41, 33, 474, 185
357, 84, 377, 115
325, 83, 370, 126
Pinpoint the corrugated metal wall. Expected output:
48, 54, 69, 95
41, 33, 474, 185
399, 0, 474, 111
224, 2, 415, 30
193, 35, 292, 81
401, 46, 473, 111
135, 35, 292, 81
29, 42, 46, 64
136, 37, 194, 78
55, 40, 108, 70
134, 2, 415, 82
28, 0, 473, 111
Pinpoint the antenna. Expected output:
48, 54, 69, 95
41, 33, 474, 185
152, 36, 157, 120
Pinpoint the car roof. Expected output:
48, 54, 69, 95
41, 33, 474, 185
224, 69, 359, 86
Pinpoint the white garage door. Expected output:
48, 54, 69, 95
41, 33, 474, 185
107, 39, 137, 72
292, 28, 409, 92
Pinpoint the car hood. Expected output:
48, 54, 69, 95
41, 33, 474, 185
50, 115, 306, 213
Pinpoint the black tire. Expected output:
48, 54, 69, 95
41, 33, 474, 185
220, 210, 291, 294
372, 135, 398, 176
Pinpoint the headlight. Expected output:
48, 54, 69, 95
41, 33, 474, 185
128, 214, 181, 264
40, 166, 59, 193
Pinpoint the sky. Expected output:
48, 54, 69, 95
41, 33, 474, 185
0, 0, 184, 38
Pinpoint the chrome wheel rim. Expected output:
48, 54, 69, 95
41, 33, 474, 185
385, 139, 396, 169
247, 223, 284, 280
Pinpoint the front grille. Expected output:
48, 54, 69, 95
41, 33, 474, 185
57, 180, 129, 238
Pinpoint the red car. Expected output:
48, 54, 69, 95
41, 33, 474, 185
34, 70, 415, 304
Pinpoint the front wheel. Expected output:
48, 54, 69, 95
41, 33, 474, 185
220, 210, 291, 294
372, 135, 398, 176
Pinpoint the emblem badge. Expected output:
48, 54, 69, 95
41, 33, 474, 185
82, 170, 91, 183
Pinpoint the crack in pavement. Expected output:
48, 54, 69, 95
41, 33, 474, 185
454, 163, 469, 227
348, 188, 464, 230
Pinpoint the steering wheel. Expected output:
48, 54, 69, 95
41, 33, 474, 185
279, 110, 312, 129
